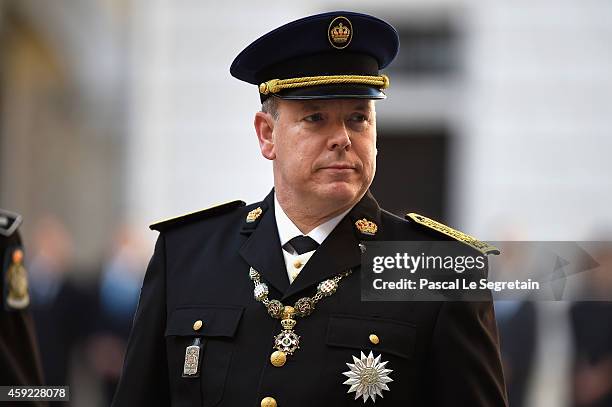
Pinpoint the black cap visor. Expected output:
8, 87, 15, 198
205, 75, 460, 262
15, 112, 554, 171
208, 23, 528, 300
266, 84, 386, 101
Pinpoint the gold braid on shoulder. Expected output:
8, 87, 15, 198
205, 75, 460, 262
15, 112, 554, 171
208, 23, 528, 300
259, 74, 389, 95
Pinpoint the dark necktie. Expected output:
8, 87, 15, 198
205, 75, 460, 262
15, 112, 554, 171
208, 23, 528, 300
284, 236, 320, 255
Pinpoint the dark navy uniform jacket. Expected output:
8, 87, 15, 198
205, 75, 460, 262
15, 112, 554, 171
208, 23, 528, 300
112, 190, 508, 406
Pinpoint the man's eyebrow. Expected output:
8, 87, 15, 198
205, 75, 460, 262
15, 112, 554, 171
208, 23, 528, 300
300, 103, 322, 112
352, 102, 371, 111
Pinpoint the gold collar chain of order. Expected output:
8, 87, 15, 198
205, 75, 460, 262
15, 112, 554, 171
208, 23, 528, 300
249, 267, 352, 367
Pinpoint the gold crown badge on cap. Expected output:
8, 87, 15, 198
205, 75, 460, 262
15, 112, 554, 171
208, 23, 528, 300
328, 16, 353, 49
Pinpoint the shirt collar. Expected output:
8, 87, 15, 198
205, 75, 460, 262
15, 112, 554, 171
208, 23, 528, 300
274, 193, 352, 247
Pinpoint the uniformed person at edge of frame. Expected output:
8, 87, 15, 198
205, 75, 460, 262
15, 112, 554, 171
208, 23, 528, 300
112, 11, 508, 407
0, 209, 47, 407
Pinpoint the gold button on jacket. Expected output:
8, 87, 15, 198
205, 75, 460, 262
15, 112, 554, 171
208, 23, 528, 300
193, 320, 203, 331
261, 396, 277, 407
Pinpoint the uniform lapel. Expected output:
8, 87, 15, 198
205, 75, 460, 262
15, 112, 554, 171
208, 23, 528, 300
238, 189, 290, 295
281, 190, 382, 301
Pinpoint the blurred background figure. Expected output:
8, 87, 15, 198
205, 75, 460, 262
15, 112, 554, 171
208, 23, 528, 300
497, 238, 612, 407
570, 240, 612, 407
87, 224, 147, 405
27, 214, 93, 405
0, 209, 47, 407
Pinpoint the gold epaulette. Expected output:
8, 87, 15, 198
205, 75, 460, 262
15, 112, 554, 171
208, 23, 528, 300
150, 200, 245, 232
406, 213, 500, 256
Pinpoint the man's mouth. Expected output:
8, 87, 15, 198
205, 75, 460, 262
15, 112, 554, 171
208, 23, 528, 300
321, 163, 356, 170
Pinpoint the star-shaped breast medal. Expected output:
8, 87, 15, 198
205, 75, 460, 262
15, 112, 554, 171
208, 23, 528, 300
342, 351, 393, 403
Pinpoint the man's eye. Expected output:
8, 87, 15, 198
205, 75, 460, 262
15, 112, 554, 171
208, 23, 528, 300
304, 113, 323, 122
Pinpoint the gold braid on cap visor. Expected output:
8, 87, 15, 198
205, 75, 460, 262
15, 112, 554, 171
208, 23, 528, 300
258, 74, 390, 95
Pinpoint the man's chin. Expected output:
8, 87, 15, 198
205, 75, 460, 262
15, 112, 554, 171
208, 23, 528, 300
314, 182, 362, 206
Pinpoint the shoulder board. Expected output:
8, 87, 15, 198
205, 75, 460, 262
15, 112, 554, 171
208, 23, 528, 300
0, 208, 22, 237
150, 200, 245, 232
406, 212, 500, 255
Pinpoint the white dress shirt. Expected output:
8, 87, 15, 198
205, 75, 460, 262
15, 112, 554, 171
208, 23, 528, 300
274, 194, 352, 283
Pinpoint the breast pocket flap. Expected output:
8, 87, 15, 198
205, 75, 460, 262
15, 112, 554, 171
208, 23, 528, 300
326, 314, 416, 360
165, 305, 244, 338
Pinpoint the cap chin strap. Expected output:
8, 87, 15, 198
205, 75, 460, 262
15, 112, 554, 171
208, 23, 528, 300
259, 74, 389, 95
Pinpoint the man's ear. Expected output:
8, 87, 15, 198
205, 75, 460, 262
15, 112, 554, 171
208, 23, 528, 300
254, 112, 276, 160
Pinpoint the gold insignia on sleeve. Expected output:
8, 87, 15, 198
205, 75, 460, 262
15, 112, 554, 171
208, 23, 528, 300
328, 16, 353, 49
246, 207, 263, 223
406, 213, 500, 255
355, 218, 377, 236
6, 248, 30, 309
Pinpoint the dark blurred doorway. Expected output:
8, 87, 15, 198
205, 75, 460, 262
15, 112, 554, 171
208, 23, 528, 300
370, 128, 448, 221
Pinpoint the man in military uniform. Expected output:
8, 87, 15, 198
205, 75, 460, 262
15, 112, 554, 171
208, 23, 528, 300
113, 11, 507, 406
0, 209, 46, 406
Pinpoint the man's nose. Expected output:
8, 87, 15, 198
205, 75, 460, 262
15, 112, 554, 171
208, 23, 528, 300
327, 123, 352, 151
